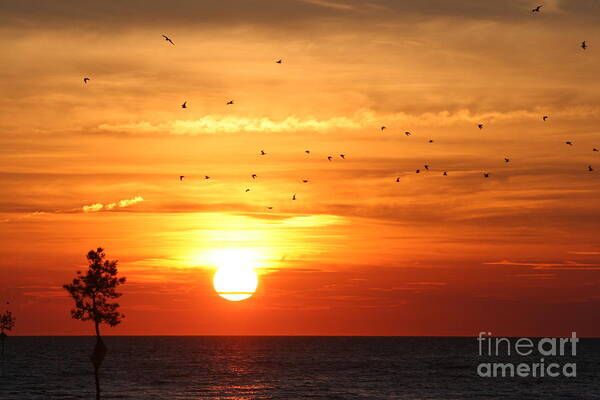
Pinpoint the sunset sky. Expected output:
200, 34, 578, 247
1, 0, 600, 336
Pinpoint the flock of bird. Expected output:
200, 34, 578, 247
79, 6, 597, 208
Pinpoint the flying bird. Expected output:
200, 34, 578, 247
593, 148, 599, 152
305, 150, 311, 154
276, 59, 283, 64
588, 166, 594, 172
292, 193, 296, 200
396, 177, 401, 182
327, 156, 333, 161
381, 126, 386, 131
416, 169, 420, 174
405, 131, 411, 136
245, 189, 251, 192
504, 157, 510, 163
260, 150, 266, 155
428, 139, 434, 143
179, 176, 185, 181
83, 77, 90, 84
162, 35, 175, 45
302, 179, 309, 183
266, 206, 273, 210
227, 100, 234, 105
181, 101, 187, 109
443, 171, 448, 176
424, 165, 429, 170
204, 176, 210, 179
484, 173, 490, 178
531, 5, 542, 12
478, 124, 484, 129
565, 141, 573, 146
252, 174, 257, 179
543, 115, 549, 121
581, 41, 587, 50
340, 154, 345, 159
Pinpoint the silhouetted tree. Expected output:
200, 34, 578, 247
63, 248, 126, 400
0, 310, 16, 357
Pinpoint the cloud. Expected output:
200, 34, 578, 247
98, 115, 363, 135
485, 260, 600, 271
0, 211, 46, 223
96, 107, 600, 135
300, 0, 357, 11
82, 203, 104, 213
3, 0, 597, 33
82, 196, 144, 212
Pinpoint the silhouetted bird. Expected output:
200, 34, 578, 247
478, 124, 484, 129
543, 115, 549, 121
327, 156, 333, 161
381, 126, 386, 131
581, 41, 587, 50
428, 139, 434, 143
505, 157, 510, 163
292, 193, 296, 200
305, 150, 311, 154
245, 189, 250, 192
179, 176, 185, 181
565, 141, 573, 146
424, 165, 429, 170
416, 169, 420, 174
181, 101, 187, 109
302, 179, 309, 183
252, 174, 257, 179
260, 150, 266, 155
443, 171, 448, 176
593, 148, 599, 152
405, 131, 411, 136
204, 176, 210, 179
276, 59, 282, 64
396, 177, 401, 182
589, 166, 594, 172
227, 100, 234, 105
266, 206, 273, 210
340, 154, 345, 159
531, 5, 542, 12
484, 173, 490, 178
83, 77, 90, 84
162, 35, 175, 45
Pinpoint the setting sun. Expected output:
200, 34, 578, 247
213, 265, 258, 301
209, 249, 260, 301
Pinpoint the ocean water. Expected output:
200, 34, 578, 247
0, 336, 598, 399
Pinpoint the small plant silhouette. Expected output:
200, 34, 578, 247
0, 310, 16, 357
63, 248, 126, 400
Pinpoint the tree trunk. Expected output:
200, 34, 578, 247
92, 321, 102, 400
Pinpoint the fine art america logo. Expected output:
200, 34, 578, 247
477, 332, 578, 378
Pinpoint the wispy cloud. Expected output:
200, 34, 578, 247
97, 107, 600, 135
299, 0, 357, 11
485, 260, 600, 271
0, 196, 145, 222
98, 115, 362, 135
82, 196, 144, 213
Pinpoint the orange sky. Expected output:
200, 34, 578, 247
1, 0, 600, 336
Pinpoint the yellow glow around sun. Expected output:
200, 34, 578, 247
209, 249, 260, 301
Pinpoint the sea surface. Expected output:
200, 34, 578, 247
0, 336, 598, 399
